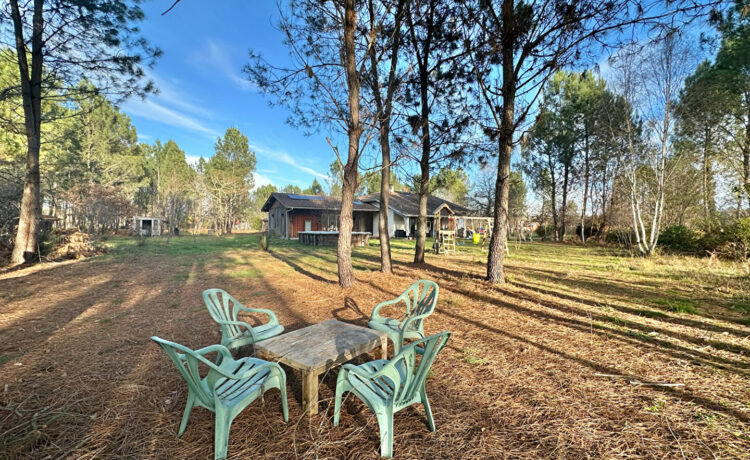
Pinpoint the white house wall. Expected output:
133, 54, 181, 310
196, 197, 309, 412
369, 208, 409, 238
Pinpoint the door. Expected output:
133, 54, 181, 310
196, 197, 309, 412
304, 220, 312, 232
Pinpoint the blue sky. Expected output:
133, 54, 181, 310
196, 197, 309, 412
120, 1, 332, 190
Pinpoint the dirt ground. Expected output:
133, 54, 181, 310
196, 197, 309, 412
1, 235, 749, 459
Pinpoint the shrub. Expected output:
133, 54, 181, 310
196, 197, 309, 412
719, 218, 750, 261
535, 224, 555, 240
658, 225, 700, 253
604, 227, 634, 248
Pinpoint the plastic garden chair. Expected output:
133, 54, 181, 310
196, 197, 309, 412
368, 280, 438, 356
203, 288, 284, 353
151, 336, 288, 460
333, 331, 451, 457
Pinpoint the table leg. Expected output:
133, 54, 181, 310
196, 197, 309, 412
380, 336, 388, 360
302, 371, 319, 416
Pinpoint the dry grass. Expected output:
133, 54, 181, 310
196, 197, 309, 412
0, 234, 748, 459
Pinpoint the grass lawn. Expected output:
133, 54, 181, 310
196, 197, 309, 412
1, 234, 749, 458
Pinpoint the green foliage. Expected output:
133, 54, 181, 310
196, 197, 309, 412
645, 397, 668, 413
426, 168, 470, 205
653, 298, 700, 315
200, 128, 257, 233
361, 169, 407, 195
658, 225, 700, 253
719, 218, 750, 260
282, 184, 302, 194
302, 178, 324, 195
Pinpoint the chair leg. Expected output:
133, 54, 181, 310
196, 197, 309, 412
279, 384, 289, 422
178, 392, 195, 436
376, 411, 394, 458
333, 381, 345, 427
421, 387, 435, 432
214, 408, 233, 460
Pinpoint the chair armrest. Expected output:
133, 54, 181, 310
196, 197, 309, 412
340, 363, 377, 380
234, 304, 280, 325
194, 343, 234, 365
340, 363, 403, 399
216, 319, 257, 342
370, 296, 406, 322
400, 311, 432, 332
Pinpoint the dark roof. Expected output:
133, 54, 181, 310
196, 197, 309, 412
359, 191, 472, 217
261, 192, 379, 212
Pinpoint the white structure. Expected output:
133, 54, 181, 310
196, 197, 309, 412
133, 216, 164, 236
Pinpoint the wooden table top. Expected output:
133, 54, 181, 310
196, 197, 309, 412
254, 319, 386, 373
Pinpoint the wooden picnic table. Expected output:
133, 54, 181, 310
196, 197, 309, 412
254, 319, 387, 415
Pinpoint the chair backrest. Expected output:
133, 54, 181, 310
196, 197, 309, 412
203, 288, 244, 339
402, 280, 439, 331
391, 331, 450, 406
151, 336, 216, 408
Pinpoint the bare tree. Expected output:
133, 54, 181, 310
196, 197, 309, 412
609, 33, 694, 255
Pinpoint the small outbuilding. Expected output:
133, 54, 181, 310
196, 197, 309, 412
132, 216, 165, 236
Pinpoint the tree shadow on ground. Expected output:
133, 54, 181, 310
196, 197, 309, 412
438, 306, 750, 423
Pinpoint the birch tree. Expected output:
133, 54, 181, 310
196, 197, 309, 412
609, 34, 694, 255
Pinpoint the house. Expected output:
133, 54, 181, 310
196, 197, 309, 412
261, 193, 378, 238
358, 191, 471, 238
261, 191, 471, 239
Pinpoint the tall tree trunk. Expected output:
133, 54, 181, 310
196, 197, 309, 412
547, 154, 558, 240
560, 163, 569, 241
702, 126, 714, 228
744, 101, 750, 211
378, 154, 392, 272
337, 0, 362, 288
413, 66, 431, 263
580, 132, 590, 243
10, 0, 44, 266
486, 0, 514, 283
596, 160, 609, 240
368, 0, 405, 274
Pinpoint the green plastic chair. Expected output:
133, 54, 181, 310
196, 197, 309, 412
203, 288, 284, 353
368, 280, 439, 356
333, 331, 450, 458
151, 336, 288, 460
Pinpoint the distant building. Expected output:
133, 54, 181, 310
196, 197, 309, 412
261, 192, 471, 239
132, 216, 165, 236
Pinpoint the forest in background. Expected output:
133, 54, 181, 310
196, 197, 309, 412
1, 0, 749, 275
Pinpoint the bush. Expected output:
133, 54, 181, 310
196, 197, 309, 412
604, 227, 634, 248
719, 218, 750, 261
658, 225, 700, 253
535, 224, 555, 240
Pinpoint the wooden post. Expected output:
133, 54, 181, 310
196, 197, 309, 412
381, 336, 388, 360
302, 371, 319, 415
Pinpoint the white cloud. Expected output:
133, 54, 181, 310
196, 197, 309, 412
188, 39, 255, 92
185, 154, 204, 166
250, 143, 329, 180
121, 69, 220, 139
252, 172, 275, 190
149, 73, 214, 118
124, 97, 220, 137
